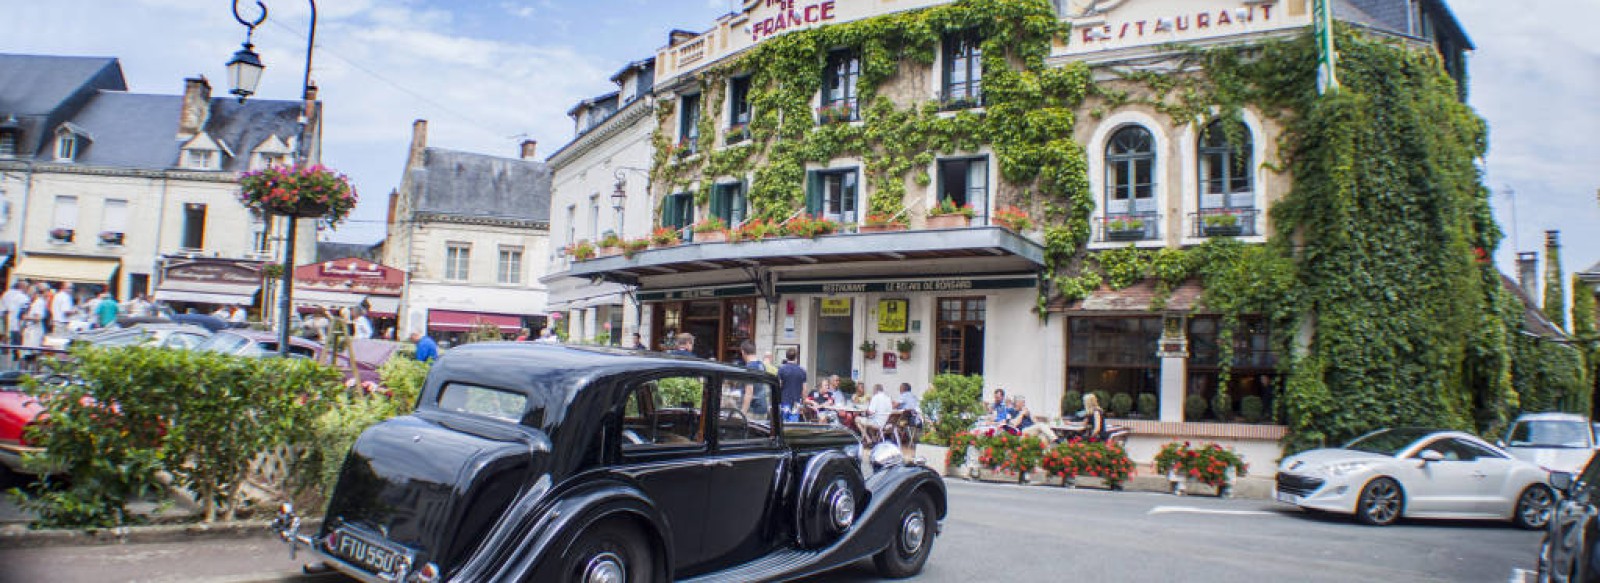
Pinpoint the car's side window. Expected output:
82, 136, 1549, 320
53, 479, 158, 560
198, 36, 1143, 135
438, 383, 528, 422
1458, 440, 1505, 460
1418, 439, 1471, 461
621, 375, 708, 451
718, 378, 774, 444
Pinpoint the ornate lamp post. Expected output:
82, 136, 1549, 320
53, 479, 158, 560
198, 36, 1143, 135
227, 0, 318, 357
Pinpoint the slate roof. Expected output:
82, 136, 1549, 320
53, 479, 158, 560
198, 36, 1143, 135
1579, 261, 1600, 284
317, 241, 384, 263
1500, 273, 1570, 342
413, 148, 552, 223
1336, 0, 1474, 50
0, 54, 126, 159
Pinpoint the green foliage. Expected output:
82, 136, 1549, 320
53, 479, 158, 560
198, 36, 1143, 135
1109, 392, 1133, 417
1184, 394, 1208, 421
922, 374, 986, 445
1546, 245, 1567, 329
1512, 336, 1589, 414
1575, 279, 1598, 341
1138, 393, 1158, 418
17, 348, 343, 526
463, 321, 505, 344
1091, 390, 1110, 413
1062, 389, 1082, 417
1212, 392, 1233, 421
377, 357, 430, 410
657, 377, 704, 409
1240, 395, 1265, 423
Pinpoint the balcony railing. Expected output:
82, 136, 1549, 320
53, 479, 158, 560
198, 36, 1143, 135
1096, 212, 1161, 243
1189, 208, 1260, 239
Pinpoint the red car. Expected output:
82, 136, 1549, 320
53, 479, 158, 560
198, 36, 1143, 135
0, 368, 60, 480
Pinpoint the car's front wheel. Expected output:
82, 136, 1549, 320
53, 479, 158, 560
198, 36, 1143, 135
561, 519, 656, 583
873, 492, 937, 578
1516, 485, 1558, 530
1356, 477, 1403, 526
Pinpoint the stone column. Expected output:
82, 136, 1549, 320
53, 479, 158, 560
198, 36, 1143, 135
1157, 313, 1189, 423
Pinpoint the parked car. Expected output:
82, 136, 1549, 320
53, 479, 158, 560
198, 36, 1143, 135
1538, 451, 1600, 582
1275, 427, 1557, 528
197, 330, 399, 383
272, 344, 947, 582
0, 368, 72, 480
1499, 413, 1597, 474
68, 323, 212, 351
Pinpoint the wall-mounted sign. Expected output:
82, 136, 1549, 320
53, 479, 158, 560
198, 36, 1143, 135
777, 275, 1037, 295
748, 0, 837, 42
877, 299, 908, 333
162, 258, 263, 284
1062, 0, 1307, 57
637, 285, 758, 302
882, 351, 898, 373
820, 298, 852, 317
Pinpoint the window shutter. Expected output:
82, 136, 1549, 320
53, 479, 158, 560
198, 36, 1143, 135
805, 171, 823, 216
710, 185, 726, 222
661, 195, 677, 229
735, 181, 748, 223
680, 194, 694, 228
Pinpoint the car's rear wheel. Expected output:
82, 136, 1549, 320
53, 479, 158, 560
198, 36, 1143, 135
562, 519, 655, 583
873, 492, 936, 578
1356, 477, 1403, 526
1516, 485, 1557, 530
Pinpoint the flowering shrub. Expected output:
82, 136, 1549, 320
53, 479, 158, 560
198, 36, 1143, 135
862, 213, 908, 228
238, 164, 357, 226
730, 218, 780, 242
928, 198, 975, 219
817, 102, 855, 124
783, 214, 840, 238
1043, 439, 1136, 489
622, 239, 650, 258
994, 206, 1033, 231
1107, 217, 1146, 232
570, 240, 597, 261
1203, 212, 1240, 227
599, 232, 624, 248
691, 217, 727, 234
1154, 441, 1248, 489
650, 226, 681, 246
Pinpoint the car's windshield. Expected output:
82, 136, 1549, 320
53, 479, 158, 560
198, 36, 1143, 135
1344, 428, 1433, 456
196, 333, 252, 355
1507, 420, 1592, 449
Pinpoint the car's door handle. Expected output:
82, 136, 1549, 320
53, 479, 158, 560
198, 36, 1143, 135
705, 460, 733, 468
1471, 471, 1487, 478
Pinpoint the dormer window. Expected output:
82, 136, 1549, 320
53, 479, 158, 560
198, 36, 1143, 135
250, 135, 293, 170
56, 134, 78, 161
0, 131, 15, 158
185, 149, 216, 169
254, 153, 288, 169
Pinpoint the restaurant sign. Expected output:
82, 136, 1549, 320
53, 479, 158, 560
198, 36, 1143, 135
748, 0, 837, 42
776, 276, 1037, 295
1061, 0, 1308, 57
637, 285, 758, 302
162, 258, 263, 284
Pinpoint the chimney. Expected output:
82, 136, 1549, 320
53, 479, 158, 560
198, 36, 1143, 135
178, 76, 212, 139
520, 139, 538, 160
408, 119, 428, 170
1518, 252, 1540, 301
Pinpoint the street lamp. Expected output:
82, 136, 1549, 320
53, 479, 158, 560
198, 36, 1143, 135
228, 0, 319, 357
613, 166, 648, 237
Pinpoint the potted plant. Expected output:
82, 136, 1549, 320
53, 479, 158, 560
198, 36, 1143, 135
724, 123, 751, 146
926, 198, 975, 229
691, 217, 728, 243
783, 214, 840, 239
816, 102, 855, 124
674, 137, 698, 159
859, 339, 879, 360
1202, 212, 1243, 237
1155, 441, 1248, 497
894, 337, 915, 360
238, 164, 358, 225
48, 228, 75, 243
599, 232, 624, 256
650, 226, 682, 248
731, 218, 779, 242
993, 206, 1033, 232
97, 230, 124, 245
859, 213, 909, 233
1105, 216, 1147, 241
570, 240, 597, 261
622, 238, 650, 258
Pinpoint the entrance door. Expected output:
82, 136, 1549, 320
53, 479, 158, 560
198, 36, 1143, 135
683, 300, 722, 360
814, 299, 853, 380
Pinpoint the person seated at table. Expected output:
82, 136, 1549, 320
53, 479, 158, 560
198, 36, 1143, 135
1082, 393, 1107, 442
1005, 395, 1056, 442
855, 384, 895, 442
895, 383, 920, 420
988, 388, 1014, 424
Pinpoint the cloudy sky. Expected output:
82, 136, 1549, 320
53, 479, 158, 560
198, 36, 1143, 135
3, 1, 1597, 280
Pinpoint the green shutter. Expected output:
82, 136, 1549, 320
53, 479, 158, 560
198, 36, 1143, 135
660, 195, 676, 229
735, 181, 748, 223
805, 171, 823, 217
710, 185, 727, 222
681, 194, 694, 228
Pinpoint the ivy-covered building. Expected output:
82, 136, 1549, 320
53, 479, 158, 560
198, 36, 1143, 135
542, 0, 1558, 459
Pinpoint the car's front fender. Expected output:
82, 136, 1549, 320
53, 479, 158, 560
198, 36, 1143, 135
450, 476, 673, 583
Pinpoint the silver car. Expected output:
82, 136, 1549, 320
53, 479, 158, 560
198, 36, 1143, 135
1500, 413, 1597, 474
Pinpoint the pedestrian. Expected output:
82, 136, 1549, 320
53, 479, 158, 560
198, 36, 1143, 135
515, 327, 530, 342
94, 292, 120, 328
630, 332, 646, 350
353, 308, 374, 339
410, 331, 439, 363
2, 282, 29, 344
536, 328, 561, 343
22, 289, 47, 348
777, 348, 807, 420
667, 332, 696, 357
47, 282, 73, 335
228, 305, 248, 324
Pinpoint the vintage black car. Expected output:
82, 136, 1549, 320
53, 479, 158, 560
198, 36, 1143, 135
274, 343, 946, 582
1541, 452, 1600, 582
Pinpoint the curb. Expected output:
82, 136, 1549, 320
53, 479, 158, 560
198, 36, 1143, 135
0, 517, 323, 549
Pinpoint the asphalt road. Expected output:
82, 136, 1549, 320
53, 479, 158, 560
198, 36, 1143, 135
0, 479, 1542, 583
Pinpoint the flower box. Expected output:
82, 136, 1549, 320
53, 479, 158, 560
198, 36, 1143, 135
858, 223, 909, 233
696, 230, 728, 244
599, 245, 622, 257
98, 231, 124, 245
1203, 224, 1244, 237
926, 214, 970, 229
48, 228, 75, 243
724, 125, 751, 146
1107, 228, 1146, 241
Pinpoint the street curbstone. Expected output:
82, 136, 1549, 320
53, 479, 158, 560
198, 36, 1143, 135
0, 517, 323, 549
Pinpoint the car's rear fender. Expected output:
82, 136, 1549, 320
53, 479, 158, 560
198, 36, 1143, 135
775, 464, 947, 581
456, 477, 673, 583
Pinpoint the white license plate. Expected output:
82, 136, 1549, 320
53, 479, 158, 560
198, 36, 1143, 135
1276, 491, 1302, 505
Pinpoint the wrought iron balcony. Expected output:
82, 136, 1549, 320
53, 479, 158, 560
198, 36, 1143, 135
1189, 208, 1260, 238
1096, 212, 1161, 243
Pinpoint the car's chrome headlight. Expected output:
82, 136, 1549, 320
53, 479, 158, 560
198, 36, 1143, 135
870, 442, 904, 470
1323, 462, 1371, 476
843, 443, 862, 459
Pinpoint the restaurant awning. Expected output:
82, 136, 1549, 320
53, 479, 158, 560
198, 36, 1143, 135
366, 296, 400, 317
12, 255, 119, 285
293, 289, 368, 311
428, 310, 522, 333
153, 280, 261, 306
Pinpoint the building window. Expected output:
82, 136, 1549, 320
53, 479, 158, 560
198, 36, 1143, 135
56, 134, 78, 161
936, 297, 986, 376
0, 131, 16, 158
182, 203, 206, 249
101, 199, 128, 245
51, 195, 78, 242
498, 247, 523, 285
942, 30, 983, 108
565, 205, 577, 251
806, 168, 858, 223
678, 93, 701, 155
1187, 317, 1280, 422
821, 49, 860, 122
1067, 317, 1163, 416
1195, 119, 1257, 237
710, 182, 747, 226
937, 157, 988, 223
255, 153, 287, 170
1102, 125, 1158, 241
661, 192, 694, 235
590, 195, 601, 242
184, 149, 215, 170
729, 76, 752, 127
445, 243, 471, 281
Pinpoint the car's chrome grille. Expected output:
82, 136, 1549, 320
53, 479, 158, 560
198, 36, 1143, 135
1276, 473, 1325, 497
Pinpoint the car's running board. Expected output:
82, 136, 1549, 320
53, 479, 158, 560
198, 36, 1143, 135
678, 548, 834, 583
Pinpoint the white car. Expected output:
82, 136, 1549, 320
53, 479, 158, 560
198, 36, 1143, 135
1275, 428, 1556, 528
1498, 412, 1596, 474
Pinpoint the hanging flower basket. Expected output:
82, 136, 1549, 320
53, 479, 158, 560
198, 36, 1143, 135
238, 164, 358, 225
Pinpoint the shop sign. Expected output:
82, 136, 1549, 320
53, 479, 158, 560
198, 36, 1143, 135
1061, 0, 1307, 57
163, 259, 262, 284
776, 276, 1036, 295
320, 259, 385, 279
877, 299, 908, 333
637, 285, 758, 302
749, 0, 837, 42
820, 298, 852, 317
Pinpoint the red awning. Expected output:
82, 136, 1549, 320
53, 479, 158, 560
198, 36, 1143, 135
427, 310, 523, 333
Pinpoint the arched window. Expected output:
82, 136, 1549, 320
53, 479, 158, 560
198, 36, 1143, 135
1103, 125, 1156, 240
1197, 119, 1255, 237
